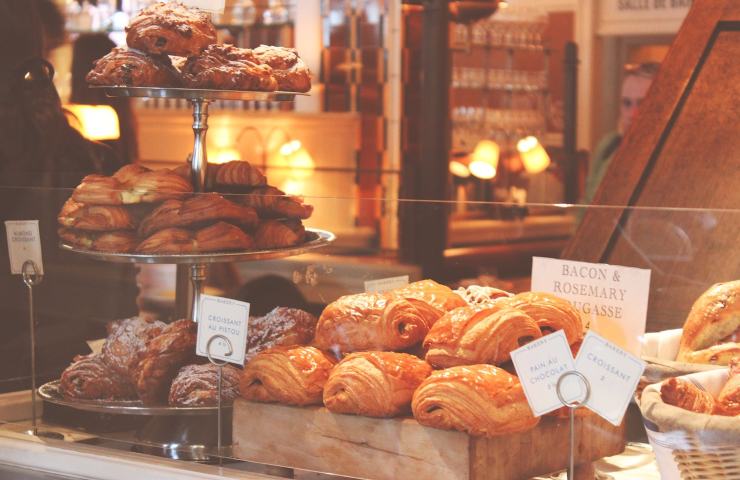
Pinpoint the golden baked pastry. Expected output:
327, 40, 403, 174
660, 377, 716, 414
72, 164, 193, 205
136, 222, 255, 254
125, 1, 216, 57
168, 364, 241, 407
85, 46, 181, 87
323, 352, 432, 417
58, 228, 139, 253
59, 354, 136, 401
677, 281, 740, 365
181, 44, 277, 91
138, 193, 258, 237
455, 285, 513, 307
246, 307, 317, 362
239, 186, 313, 219
314, 292, 441, 354
715, 357, 740, 416
101, 317, 166, 383
423, 305, 542, 368
394, 279, 468, 319
499, 292, 583, 346
254, 219, 306, 250
240, 345, 336, 406
412, 364, 539, 437
172, 160, 267, 190
252, 45, 311, 92
135, 319, 197, 405
58, 199, 140, 231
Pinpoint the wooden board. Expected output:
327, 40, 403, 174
232, 399, 625, 480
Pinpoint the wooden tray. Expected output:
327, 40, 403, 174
232, 399, 626, 480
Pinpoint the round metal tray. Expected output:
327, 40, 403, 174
90, 85, 307, 101
39, 380, 230, 416
60, 228, 335, 264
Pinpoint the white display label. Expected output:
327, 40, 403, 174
531, 257, 651, 356
87, 338, 106, 355
575, 331, 645, 426
5, 220, 44, 275
364, 275, 409, 293
196, 294, 249, 366
510, 330, 581, 416
179, 0, 225, 13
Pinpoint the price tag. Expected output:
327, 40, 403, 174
5, 220, 44, 275
510, 330, 581, 416
196, 294, 249, 366
531, 257, 651, 356
179, 0, 225, 13
364, 275, 409, 293
574, 331, 645, 426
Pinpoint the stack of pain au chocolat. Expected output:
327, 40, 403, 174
239, 280, 588, 438
59, 307, 317, 406
58, 161, 313, 254
85, 1, 310, 92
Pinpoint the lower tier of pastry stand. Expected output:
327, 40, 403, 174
60, 228, 335, 322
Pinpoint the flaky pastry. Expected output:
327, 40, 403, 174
499, 292, 584, 346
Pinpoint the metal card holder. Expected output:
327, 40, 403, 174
205, 334, 233, 463
555, 370, 591, 480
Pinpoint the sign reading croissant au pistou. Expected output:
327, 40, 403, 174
197, 294, 250, 366
531, 257, 651, 356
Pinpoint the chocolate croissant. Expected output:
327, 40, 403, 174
181, 44, 277, 91
125, 1, 216, 57
252, 45, 311, 93
412, 364, 539, 437
499, 292, 584, 346
168, 363, 241, 407
59, 354, 136, 401
314, 292, 440, 354
138, 193, 258, 237
660, 377, 716, 414
677, 281, 740, 365
85, 46, 180, 87
101, 317, 166, 383
240, 345, 336, 406
135, 319, 197, 405
423, 305, 542, 368
246, 307, 317, 362
323, 352, 432, 417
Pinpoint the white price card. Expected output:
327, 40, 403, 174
179, 0, 225, 13
365, 275, 409, 293
575, 331, 645, 426
5, 220, 44, 275
531, 257, 651, 356
196, 294, 249, 366
510, 330, 582, 416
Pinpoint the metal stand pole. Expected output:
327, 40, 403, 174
555, 370, 591, 480
189, 264, 207, 323
206, 334, 233, 464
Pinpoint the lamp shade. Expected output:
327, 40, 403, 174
516, 136, 551, 174
450, 159, 471, 178
469, 139, 499, 180
66, 104, 120, 141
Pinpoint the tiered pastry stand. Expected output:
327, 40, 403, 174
44, 86, 335, 460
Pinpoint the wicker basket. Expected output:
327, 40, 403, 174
639, 369, 740, 480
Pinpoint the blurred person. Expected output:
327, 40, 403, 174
582, 63, 659, 205
0, 0, 137, 393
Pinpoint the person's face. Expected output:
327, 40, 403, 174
619, 74, 653, 134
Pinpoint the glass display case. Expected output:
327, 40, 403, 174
1, 185, 738, 480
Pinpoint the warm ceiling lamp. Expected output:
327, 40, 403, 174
517, 136, 551, 174
66, 104, 120, 141
449, 154, 471, 178
469, 139, 499, 180
271, 139, 315, 180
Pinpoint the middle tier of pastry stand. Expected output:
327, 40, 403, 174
80, 86, 335, 323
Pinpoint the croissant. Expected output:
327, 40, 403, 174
239, 186, 313, 219
393, 280, 468, 318
314, 292, 440, 354
73, 165, 193, 205
136, 222, 255, 253
101, 317, 166, 383
240, 346, 336, 406
715, 357, 740, 416
252, 45, 311, 93
172, 160, 267, 190
181, 44, 277, 91
660, 377, 716, 414
58, 199, 137, 231
254, 219, 306, 250
499, 292, 583, 346
323, 352, 432, 417
58, 228, 139, 253
168, 364, 241, 407
85, 47, 181, 87
135, 319, 197, 405
59, 354, 136, 401
125, 1, 216, 57
412, 364, 539, 437
246, 307, 317, 362
424, 305, 542, 368
677, 281, 740, 365
455, 285, 513, 307
138, 194, 258, 237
